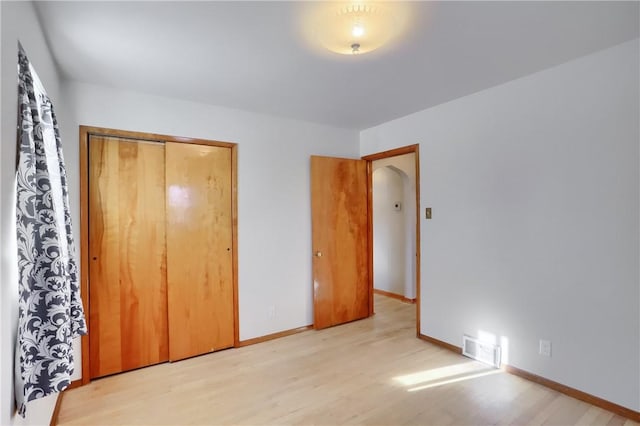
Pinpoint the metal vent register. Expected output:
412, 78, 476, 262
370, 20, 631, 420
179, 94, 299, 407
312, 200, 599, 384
462, 335, 502, 368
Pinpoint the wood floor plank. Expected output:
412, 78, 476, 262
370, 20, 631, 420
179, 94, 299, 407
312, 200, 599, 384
57, 295, 638, 426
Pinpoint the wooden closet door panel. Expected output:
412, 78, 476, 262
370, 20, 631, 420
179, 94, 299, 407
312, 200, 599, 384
166, 142, 234, 361
89, 136, 168, 378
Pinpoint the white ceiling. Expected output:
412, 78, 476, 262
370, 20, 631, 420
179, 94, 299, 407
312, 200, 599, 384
35, 1, 639, 130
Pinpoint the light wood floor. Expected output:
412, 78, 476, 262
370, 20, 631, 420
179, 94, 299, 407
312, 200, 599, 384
58, 295, 637, 425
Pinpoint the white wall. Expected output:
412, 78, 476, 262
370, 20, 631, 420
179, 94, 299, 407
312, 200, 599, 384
63, 81, 360, 346
373, 167, 406, 296
1, 2, 68, 424
361, 39, 640, 411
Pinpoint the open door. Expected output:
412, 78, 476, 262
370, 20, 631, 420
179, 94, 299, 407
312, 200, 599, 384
311, 156, 371, 330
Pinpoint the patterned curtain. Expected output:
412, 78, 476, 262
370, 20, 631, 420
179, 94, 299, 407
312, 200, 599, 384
15, 46, 87, 416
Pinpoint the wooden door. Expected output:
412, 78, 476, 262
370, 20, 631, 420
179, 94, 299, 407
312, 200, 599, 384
166, 142, 235, 361
88, 136, 168, 378
311, 156, 370, 329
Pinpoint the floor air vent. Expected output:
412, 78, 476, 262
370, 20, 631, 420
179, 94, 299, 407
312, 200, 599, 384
462, 335, 501, 368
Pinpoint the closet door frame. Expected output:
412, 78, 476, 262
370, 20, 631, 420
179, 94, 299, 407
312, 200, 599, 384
79, 125, 239, 385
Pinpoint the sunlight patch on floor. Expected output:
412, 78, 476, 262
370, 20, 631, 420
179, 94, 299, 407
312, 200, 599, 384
407, 368, 502, 392
393, 359, 503, 392
393, 361, 483, 386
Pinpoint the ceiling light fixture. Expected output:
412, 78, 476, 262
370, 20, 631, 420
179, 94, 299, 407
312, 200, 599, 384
303, 2, 412, 56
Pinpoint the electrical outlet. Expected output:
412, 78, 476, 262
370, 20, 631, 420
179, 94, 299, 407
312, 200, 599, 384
539, 339, 551, 357
268, 305, 276, 319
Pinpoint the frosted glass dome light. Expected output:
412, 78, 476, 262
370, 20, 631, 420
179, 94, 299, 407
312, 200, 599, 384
303, 2, 412, 56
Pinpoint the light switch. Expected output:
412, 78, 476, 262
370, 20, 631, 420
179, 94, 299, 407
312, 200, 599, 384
425, 207, 432, 219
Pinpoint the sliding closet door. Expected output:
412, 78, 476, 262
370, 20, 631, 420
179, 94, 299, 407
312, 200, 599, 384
166, 142, 234, 361
88, 136, 168, 378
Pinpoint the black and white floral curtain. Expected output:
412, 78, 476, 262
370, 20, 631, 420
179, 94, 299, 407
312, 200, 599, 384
15, 46, 87, 416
